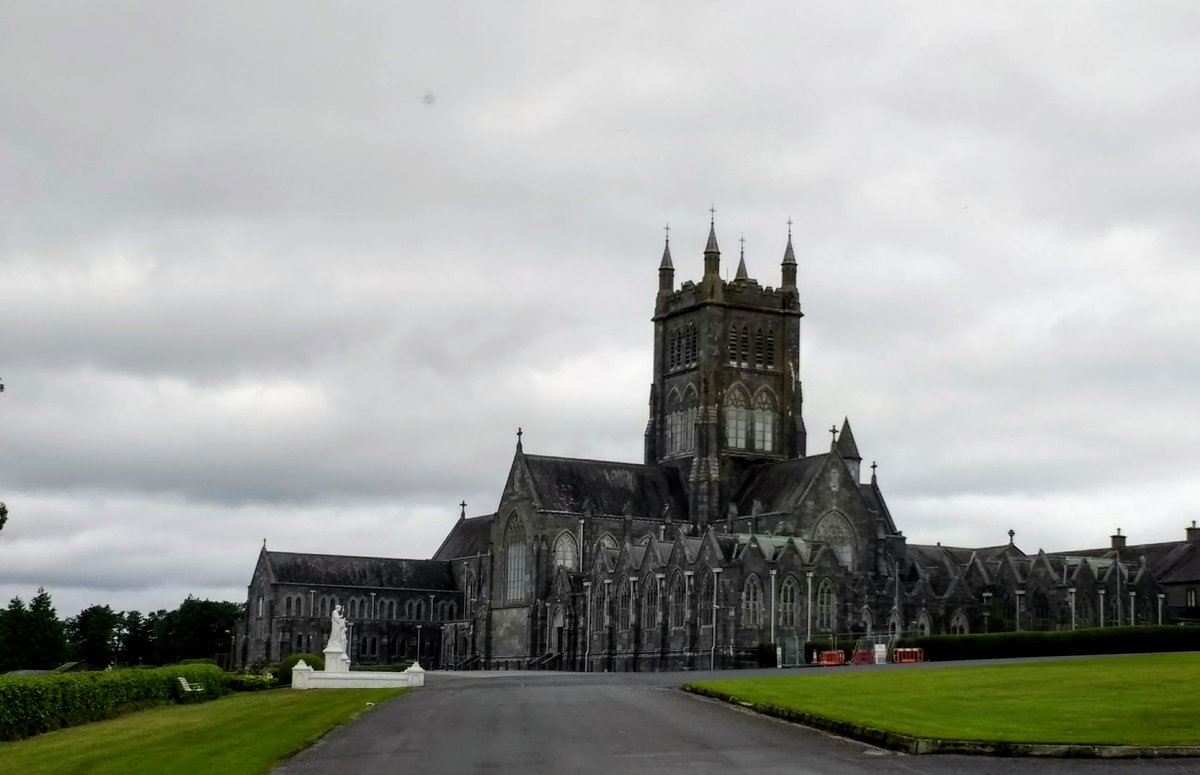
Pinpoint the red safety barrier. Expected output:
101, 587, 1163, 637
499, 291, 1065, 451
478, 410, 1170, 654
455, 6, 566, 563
816, 650, 845, 666
892, 647, 924, 664
851, 649, 875, 665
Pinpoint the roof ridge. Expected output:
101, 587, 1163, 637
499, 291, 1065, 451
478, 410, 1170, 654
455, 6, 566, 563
524, 453, 667, 470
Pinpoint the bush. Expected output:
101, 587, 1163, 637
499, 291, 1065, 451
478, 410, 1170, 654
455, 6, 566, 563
0, 664, 227, 741
225, 673, 277, 692
271, 653, 325, 685
897, 625, 1200, 662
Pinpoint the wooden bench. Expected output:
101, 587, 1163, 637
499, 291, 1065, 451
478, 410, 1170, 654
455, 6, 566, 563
177, 677, 205, 693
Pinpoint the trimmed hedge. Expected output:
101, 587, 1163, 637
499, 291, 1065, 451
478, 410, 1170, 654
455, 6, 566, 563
226, 673, 277, 692
271, 653, 325, 685
897, 626, 1200, 662
0, 663, 227, 741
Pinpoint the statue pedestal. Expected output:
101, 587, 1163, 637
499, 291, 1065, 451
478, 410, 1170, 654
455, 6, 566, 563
323, 647, 350, 673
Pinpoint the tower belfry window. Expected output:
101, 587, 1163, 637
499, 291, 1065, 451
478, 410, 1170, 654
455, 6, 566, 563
740, 326, 750, 366
753, 390, 777, 452
725, 388, 749, 449
728, 325, 738, 366
755, 329, 764, 369
687, 323, 697, 365
766, 332, 776, 369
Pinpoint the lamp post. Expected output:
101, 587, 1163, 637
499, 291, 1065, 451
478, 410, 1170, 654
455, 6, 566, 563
416, 624, 423, 666
1157, 592, 1165, 625
1099, 588, 1106, 628
711, 567, 722, 670
1015, 590, 1024, 631
1068, 587, 1077, 631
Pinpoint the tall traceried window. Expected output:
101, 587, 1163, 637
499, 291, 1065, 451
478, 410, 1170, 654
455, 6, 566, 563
754, 328, 764, 368
742, 574, 763, 627
813, 513, 856, 569
698, 571, 714, 625
553, 532, 578, 570
766, 332, 776, 369
780, 575, 800, 628
687, 323, 697, 365
816, 578, 837, 631
740, 326, 750, 366
615, 577, 629, 629
591, 584, 606, 630
665, 390, 682, 454
681, 386, 697, 453
728, 325, 738, 365
669, 574, 686, 628
504, 513, 527, 603
725, 388, 749, 449
642, 576, 659, 629
753, 390, 777, 452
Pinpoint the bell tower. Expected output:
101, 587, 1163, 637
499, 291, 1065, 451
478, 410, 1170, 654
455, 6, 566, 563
646, 214, 806, 524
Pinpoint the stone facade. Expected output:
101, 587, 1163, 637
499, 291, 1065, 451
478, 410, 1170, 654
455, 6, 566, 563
236, 223, 1200, 671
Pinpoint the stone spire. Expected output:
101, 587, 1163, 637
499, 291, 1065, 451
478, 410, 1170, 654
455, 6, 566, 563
659, 224, 674, 292
734, 234, 749, 281
781, 218, 797, 289
703, 207, 720, 278
837, 417, 862, 482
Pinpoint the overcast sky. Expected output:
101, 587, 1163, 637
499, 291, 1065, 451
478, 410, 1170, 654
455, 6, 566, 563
3, 2, 1199, 619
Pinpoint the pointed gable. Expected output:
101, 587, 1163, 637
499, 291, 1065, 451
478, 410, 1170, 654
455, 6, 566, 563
730, 454, 828, 514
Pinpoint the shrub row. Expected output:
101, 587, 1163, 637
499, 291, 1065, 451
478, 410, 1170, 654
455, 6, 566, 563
270, 653, 325, 686
0, 663, 228, 741
226, 673, 277, 692
896, 625, 1200, 662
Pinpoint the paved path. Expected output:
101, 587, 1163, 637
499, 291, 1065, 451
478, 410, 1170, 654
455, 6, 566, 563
274, 666, 1198, 775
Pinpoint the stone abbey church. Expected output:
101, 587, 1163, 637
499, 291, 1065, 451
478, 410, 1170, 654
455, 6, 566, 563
236, 222, 1200, 671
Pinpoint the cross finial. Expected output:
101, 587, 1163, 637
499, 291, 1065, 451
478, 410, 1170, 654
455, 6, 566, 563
459, 500, 467, 518
262, 537, 267, 548
739, 234, 745, 256
829, 424, 838, 441
786, 217, 793, 237
871, 461, 878, 474
517, 427, 523, 441
709, 204, 716, 224
664, 222, 670, 243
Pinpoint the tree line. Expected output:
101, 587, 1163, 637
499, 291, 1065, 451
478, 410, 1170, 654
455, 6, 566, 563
0, 588, 242, 672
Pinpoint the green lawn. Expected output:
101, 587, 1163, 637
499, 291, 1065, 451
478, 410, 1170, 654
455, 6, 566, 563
0, 688, 408, 775
688, 653, 1200, 746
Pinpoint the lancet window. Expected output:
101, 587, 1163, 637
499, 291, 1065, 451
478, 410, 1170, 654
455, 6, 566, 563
780, 575, 800, 628
816, 578, 837, 631
725, 388, 749, 449
503, 513, 527, 603
742, 574, 764, 627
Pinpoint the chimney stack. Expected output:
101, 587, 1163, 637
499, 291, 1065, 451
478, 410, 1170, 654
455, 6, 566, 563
1111, 528, 1127, 551
1187, 520, 1200, 543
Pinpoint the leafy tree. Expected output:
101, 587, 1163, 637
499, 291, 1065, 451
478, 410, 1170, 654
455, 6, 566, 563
65, 605, 121, 668
154, 597, 241, 664
116, 610, 155, 666
25, 588, 66, 669
0, 596, 30, 672
0, 501, 8, 534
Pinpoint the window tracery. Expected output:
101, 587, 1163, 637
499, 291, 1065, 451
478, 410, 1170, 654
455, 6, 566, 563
553, 532, 578, 570
813, 513, 856, 568
816, 578, 837, 631
504, 513, 526, 603
725, 387, 749, 449
780, 575, 800, 628
742, 574, 763, 627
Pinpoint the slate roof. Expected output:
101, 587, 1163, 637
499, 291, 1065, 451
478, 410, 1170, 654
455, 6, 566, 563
1049, 540, 1196, 581
729, 454, 827, 515
265, 551, 456, 591
433, 514, 495, 561
522, 455, 689, 517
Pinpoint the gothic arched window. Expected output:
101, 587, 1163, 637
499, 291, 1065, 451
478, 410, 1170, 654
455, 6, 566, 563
285, 597, 293, 616
448, 601, 457, 620
642, 576, 659, 629
615, 577, 629, 629
816, 578, 837, 632
681, 385, 698, 453
1031, 590, 1050, 630
687, 323, 697, 365
766, 331, 776, 369
504, 513, 526, 603
553, 532, 578, 570
728, 325, 738, 365
780, 575, 800, 628
669, 573, 686, 628
742, 574, 763, 627
950, 610, 969, 635
698, 570, 714, 625
725, 387, 749, 450
813, 513, 856, 569
591, 584, 606, 630
753, 389, 777, 452
415, 600, 425, 620
754, 328, 764, 368
740, 326, 750, 366
1076, 593, 1093, 627
665, 390, 682, 455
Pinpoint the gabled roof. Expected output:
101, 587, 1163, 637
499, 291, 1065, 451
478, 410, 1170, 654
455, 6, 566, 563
1155, 542, 1200, 584
520, 454, 689, 517
264, 551, 455, 590
432, 514, 494, 561
729, 454, 828, 515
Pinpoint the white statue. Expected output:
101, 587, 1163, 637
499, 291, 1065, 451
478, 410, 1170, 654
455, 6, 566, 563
327, 604, 347, 651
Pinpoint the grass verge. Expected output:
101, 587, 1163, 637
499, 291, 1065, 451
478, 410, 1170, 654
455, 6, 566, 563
687, 653, 1200, 747
0, 687, 408, 775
